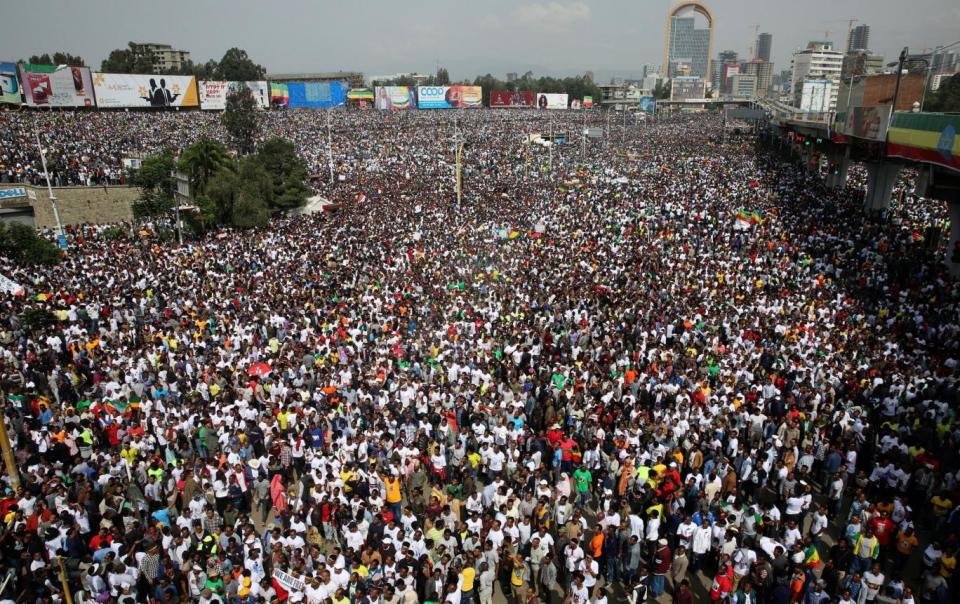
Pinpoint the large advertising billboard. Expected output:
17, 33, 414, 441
375, 86, 415, 110
536, 93, 568, 109
490, 90, 535, 108
285, 81, 347, 108
0, 62, 21, 105
19, 64, 95, 107
93, 73, 199, 108
639, 97, 655, 113
417, 85, 483, 109
199, 81, 269, 110
799, 79, 832, 113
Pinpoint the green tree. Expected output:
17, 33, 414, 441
224, 86, 261, 155
653, 80, 672, 100
254, 138, 309, 211
178, 137, 232, 196
202, 168, 242, 225
26, 52, 85, 66
129, 151, 176, 220
100, 43, 154, 74
231, 187, 270, 228
434, 67, 451, 86
0, 222, 61, 265
925, 74, 960, 112
217, 48, 266, 81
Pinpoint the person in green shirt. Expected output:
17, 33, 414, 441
573, 467, 593, 510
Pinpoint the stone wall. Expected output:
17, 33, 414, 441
0, 184, 139, 229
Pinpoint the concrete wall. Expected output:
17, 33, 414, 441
0, 184, 139, 229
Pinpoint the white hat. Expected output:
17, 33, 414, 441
658, 538, 668, 546
248, 459, 261, 470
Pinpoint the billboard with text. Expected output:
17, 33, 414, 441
375, 86, 415, 110
199, 81, 269, 110
19, 64, 95, 107
536, 93, 568, 109
490, 90, 535, 108
0, 62, 20, 105
417, 85, 483, 109
93, 73, 198, 108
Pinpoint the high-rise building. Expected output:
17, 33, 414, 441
506, 72, 518, 83
712, 50, 738, 92
131, 43, 192, 74
791, 41, 843, 109
756, 33, 772, 62
731, 74, 758, 98
847, 24, 870, 53
663, 1, 715, 80
743, 60, 774, 97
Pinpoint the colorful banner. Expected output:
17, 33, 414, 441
583, 96, 593, 108
347, 88, 374, 101
887, 112, 960, 172
199, 81, 269, 110
490, 90, 535, 108
536, 93, 568, 110
417, 85, 483, 109
0, 62, 21, 105
375, 86, 415, 110
92, 73, 198, 108
271, 82, 289, 106
285, 81, 347, 108
639, 97, 655, 113
19, 64, 95, 107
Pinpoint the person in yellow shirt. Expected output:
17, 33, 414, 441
941, 547, 956, 580
460, 563, 476, 601
380, 470, 403, 517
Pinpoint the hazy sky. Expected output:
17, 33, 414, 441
2, 0, 958, 81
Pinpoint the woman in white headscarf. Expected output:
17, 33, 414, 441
556, 472, 572, 501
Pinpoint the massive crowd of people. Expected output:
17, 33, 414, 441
0, 107, 958, 604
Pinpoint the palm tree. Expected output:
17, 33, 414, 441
178, 137, 232, 196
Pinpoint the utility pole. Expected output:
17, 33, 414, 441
55, 557, 73, 604
32, 117, 64, 244
581, 105, 587, 158
548, 114, 553, 173
326, 109, 335, 183
454, 117, 463, 213
0, 394, 20, 490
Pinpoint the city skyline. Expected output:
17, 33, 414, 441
1, 0, 957, 82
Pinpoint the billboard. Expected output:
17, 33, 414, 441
375, 86, 415, 110
583, 96, 593, 108
536, 93, 568, 109
0, 62, 21, 105
417, 85, 483, 109
490, 90, 536, 108
639, 96, 655, 113
199, 81, 269, 110
799, 79, 832, 113
285, 81, 347, 108
19, 64, 95, 107
92, 73, 199, 108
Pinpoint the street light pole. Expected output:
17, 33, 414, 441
548, 114, 553, 173
891, 47, 908, 112
32, 118, 64, 241
326, 109, 335, 183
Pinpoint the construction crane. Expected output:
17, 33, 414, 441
820, 18, 858, 49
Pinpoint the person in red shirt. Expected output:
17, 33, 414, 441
710, 564, 734, 601
867, 510, 895, 559
88, 527, 113, 551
